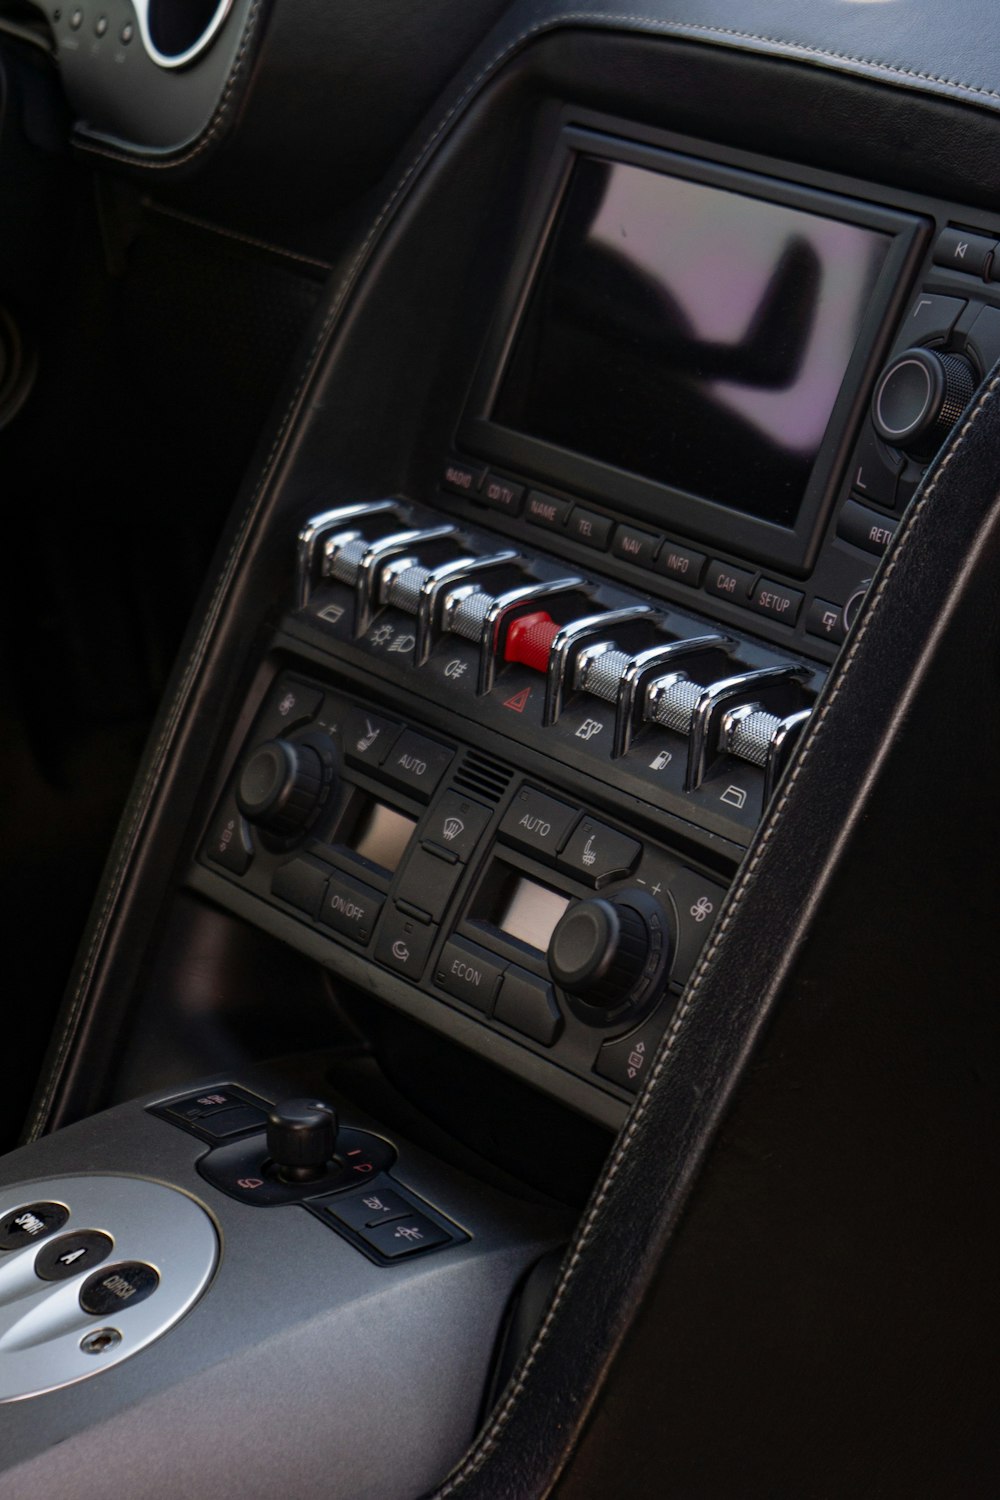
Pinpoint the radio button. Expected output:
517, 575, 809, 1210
441, 458, 485, 497
612, 525, 659, 569
558, 818, 640, 888
341, 706, 402, 769
566, 507, 613, 550
424, 791, 491, 862
704, 561, 756, 602
495, 967, 562, 1046
319, 871, 384, 944
374, 906, 436, 980
435, 938, 505, 1014
525, 490, 572, 530
655, 541, 706, 587
381, 731, 454, 799
394, 845, 462, 923
837, 499, 898, 557
747, 578, 804, 627
499, 786, 579, 858
482, 473, 525, 516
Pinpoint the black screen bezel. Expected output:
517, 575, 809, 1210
458, 125, 926, 576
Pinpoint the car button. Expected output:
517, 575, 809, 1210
705, 560, 756, 602
499, 786, 579, 859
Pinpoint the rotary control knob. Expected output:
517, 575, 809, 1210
236, 737, 329, 838
266, 1097, 339, 1183
871, 346, 975, 458
547, 889, 670, 1017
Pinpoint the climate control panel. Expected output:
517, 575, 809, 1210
198, 667, 729, 1112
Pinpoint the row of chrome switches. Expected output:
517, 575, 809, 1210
296, 501, 817, 800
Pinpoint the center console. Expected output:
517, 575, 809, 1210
186, 116, 1000, 1127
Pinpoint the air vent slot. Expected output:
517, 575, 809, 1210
453, 752, 512, 805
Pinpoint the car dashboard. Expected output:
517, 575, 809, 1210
0, 2, 998, 1496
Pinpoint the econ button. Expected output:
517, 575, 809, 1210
80, 1261, 160, 1317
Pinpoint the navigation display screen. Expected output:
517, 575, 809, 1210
492, 157, 891, 528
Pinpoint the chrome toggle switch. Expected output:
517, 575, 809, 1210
542, 607, 653, 726
296, 500, 397, 608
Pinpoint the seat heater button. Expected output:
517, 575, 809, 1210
498, 786, 579, 858
558, 818, 640, 887
341, 706, 402, 769
0, 1202, 69, 1251
36, 1230, 113, 1282
80, 1262, 159, 1316
360, 1213, 450, 1258
435, 938, 506, 1014
495, 966, 562, 1046
381, 731, 454, 800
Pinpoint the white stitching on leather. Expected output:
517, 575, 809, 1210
435, 369, 1000, 1494
75, 0, 263, 168
143, 202, 334, 271
75, 8, 1000, 172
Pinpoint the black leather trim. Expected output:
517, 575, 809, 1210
429, 371, 1000, 1495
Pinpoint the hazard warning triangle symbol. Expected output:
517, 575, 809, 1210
503, 687, 531, 713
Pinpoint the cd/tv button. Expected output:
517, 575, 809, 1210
482, 473, 524, 516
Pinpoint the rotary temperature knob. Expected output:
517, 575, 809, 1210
871, 346, 975, 458
236, 737, 331, 838
547, 889, 671, 1019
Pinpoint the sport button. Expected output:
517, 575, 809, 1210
0, 1202, 69, 1251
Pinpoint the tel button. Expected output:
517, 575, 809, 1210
705, 561, 756, 602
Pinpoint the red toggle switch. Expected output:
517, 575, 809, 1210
504, 611, 561, 673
